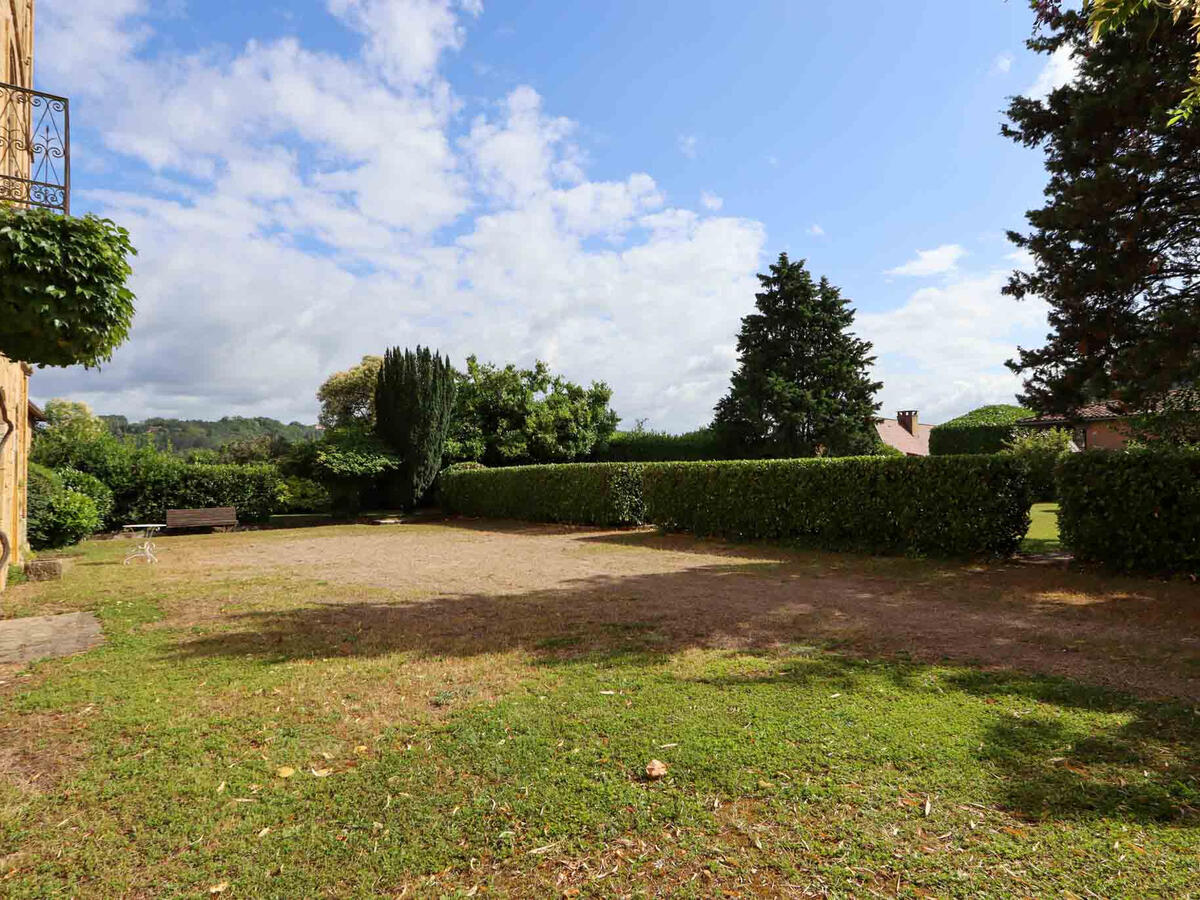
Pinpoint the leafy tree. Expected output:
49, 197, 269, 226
1004, 5, 1200, 413
0, 209, 137, 368
317, 355, 382, 429
446, 357, 619, 465
1088, 0, 1200, 123
42, 399, 110, 442
712, 252, 881, 458
374, 346, 458, 510
310, 426, 399, 517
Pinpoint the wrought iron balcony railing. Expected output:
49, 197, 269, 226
0, 82, 70, 214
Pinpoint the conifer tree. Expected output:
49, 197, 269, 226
1004, 4, 1200, 412
374, 346, 457, 510
713, 253, 881, 458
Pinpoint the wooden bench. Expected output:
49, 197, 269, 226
166, 507, 238, 532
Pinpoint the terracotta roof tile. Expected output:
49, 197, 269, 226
875, 419, 932, 456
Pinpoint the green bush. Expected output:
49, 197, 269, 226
27, 464, 102, 550
593, 427, 722, 462
1056, 449, 1200, 573
1005, 428, 1074, 502
642, 456, 1031, 557
57, 468, 115, 527
441, 463, 645, 526
930, 405, 1033, 456
34, 423, 280, 524
278, 476, 331, 514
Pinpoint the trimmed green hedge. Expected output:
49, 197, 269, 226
641, 456, 1030, 556
441, 456, 1031, 557
440, 463, 645, 526
116, 462, 280, 524
930, 405, 1032, 456
593, 428, 722, 462
1057, 450, 1200, 573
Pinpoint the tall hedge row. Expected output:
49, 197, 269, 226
118, 462, 280, 524
929, 405, 1033, 456
440, 456, 1031, 557
1057, 450, 1200, 573
641, 456, 1030, 556
440, 463, 645, 526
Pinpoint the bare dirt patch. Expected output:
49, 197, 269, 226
146, 519, 1200, 701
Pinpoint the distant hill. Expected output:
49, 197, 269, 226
101, 415, 319, 453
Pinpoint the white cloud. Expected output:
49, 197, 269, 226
1027, 43, 1078, 99
32, 0, 766, 432
807, 224, 825, 237
859, 269, 1050, 424
327, 0, 480, 86
992, 53, 1013, 75
700, 191, 723, 211
885, 244, 966, 277
677, 134, 698, 159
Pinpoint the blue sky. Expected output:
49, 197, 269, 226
34, 0, 1074, 429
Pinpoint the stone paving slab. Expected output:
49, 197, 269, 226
0, 612, 104, 664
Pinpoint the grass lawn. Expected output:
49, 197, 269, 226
1021, 503, 1062, 554
1, 523, 1198, 897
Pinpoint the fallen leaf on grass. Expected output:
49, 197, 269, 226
209, 882, 229, 895
216, 781, 226, 795
276, 766, 295, 779
310, 768, 333, 778
599, 691, 616, 696
258, 826, 270, 838
646, 759, 668, 779
923, 796, 932, 817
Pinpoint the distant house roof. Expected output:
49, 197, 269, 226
875, 418, 932, 456
1018, 401, 1127, 427
27, 400, 46, 423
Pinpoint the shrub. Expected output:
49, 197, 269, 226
930, 405, 1033, 455
278, 476, 331, 514
593, 427, 722, 462
441, 463, 645, 527
27, 464, 102, 550
1004, 427, 1074, 502
1056, 449, 1200, 573
57, 468, 115, 527
641, 455, 1031, 557
113, 459, 279, 524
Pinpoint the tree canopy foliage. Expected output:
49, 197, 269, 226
1087, 0, 1200, 123
316, 355, 382, 429
446, 356, 619, 466
0, 209, 137, 368
712, 253, 881, 459
1004, 4, 1200, 413
101, 414, 317, 455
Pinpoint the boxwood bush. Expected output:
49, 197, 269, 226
1057, 449, 1200, 573
641, 456, 1031, 556
930, 405, 1033, 456
440, 462, 645, 526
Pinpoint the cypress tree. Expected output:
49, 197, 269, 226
374, 346, 458, 510
713, 252, 882, 458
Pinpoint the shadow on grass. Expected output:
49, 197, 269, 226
692, 655, 1200, 826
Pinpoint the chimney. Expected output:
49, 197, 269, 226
897, 410, 918, 435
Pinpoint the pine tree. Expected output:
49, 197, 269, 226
374, 346, 457, 510
1003, 4, 1200, 412
713, 253, 882, 458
